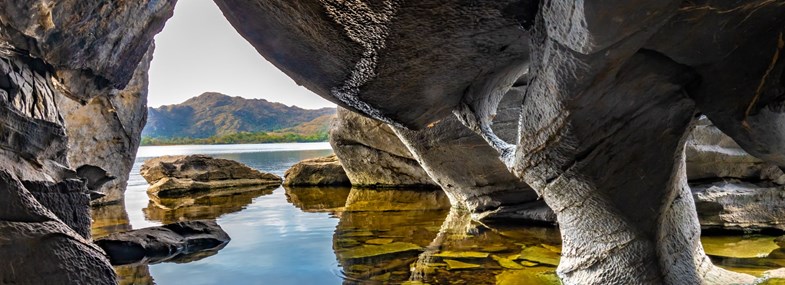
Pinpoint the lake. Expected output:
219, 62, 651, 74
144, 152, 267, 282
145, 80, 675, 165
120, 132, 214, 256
91, 143, 783, 284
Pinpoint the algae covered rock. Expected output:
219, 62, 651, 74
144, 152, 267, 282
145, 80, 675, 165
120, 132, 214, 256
338, 242, 423, 260
283, 154, 350, 186
141, 155, 281, 197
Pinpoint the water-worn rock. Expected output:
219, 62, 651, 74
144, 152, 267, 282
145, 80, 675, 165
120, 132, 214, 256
58, 44, 155, 205
283, 154, 350, 186
331, 107, 437, 188
95, 220, 230, 265
140, 155, 282, 198
693, 181, 785, 232
686, 117, 785, 183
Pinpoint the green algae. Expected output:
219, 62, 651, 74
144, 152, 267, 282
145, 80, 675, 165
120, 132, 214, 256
444, 259, 482, 270
434, 251, 490, 259
339, 242, 423, 259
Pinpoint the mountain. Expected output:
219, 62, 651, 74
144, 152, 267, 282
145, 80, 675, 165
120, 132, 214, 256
142, 92, 336, 139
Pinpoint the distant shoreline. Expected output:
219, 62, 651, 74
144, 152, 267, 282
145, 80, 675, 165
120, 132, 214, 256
141, 132, 328, 146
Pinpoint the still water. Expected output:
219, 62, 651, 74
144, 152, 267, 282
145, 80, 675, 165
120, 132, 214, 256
91, 143, 783, 285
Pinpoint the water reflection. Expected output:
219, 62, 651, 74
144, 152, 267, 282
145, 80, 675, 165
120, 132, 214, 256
285, 186, 352, 213
91, 203, 132, 239
144, 186, 277, 224
115, 264, 154, 285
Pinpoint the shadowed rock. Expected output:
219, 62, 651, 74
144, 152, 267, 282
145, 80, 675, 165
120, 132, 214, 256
95, 220, 230, 266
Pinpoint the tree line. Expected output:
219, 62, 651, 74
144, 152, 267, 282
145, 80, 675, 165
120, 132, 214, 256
141, 131, 329, 146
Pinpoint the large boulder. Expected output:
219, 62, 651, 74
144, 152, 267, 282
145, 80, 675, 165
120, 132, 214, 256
283, 154, 350, 186
95, 220, 230, 265
140, 155, 282, 198
330, 107, 437, 188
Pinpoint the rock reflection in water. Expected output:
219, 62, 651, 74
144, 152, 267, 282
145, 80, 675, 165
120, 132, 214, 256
115, 264, 154, 285
285, 186, 352, 213
144, 186, 277, 224
328, 187, 563, 285
91, 203, 132, 239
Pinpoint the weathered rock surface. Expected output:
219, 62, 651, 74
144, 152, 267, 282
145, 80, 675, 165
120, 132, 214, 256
331, 107, 437, 188
686, 117, 785, 183
283, 154, 350, 186
95, 220, 230, 266
58, 44, 155, 205
693, 181, 785, 232
140, 155, 282, 198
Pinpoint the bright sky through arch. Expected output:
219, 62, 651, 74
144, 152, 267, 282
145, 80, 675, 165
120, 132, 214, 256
147, 0, 335, 109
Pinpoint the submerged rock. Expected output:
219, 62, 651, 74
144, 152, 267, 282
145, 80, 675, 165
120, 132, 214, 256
283, 154, 350, 186
140, 155, 281, 198
95, 220, 230, 266
344, 188, 450, 212
443, 259, 482, 270
338, 242, 423, 260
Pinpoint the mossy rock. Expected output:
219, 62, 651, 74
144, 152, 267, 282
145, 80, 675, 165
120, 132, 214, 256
495, 268, 561, 285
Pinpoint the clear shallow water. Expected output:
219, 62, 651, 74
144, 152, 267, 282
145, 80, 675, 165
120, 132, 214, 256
91, 143, 784, 285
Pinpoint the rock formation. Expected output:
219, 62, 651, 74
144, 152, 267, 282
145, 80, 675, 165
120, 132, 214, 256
215, 1, 785, 283
57, 44, 154, 205
283, 154, 350, 186
95, 220, 230, 265
140, 155, 281, 198
330, 107, 437, 188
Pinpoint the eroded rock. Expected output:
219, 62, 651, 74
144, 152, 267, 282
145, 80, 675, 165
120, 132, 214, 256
140, 155, 281, 198
693, 181, 785, 232
95, 220, 230, 266
283, 154, 350, 186
331, 107, 436, 188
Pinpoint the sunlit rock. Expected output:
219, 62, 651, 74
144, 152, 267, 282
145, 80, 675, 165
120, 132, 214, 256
693, 181, 785, 232
141, 155, 281, 198
283, 154, 350, 186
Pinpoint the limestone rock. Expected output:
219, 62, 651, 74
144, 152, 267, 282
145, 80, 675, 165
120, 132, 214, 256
283, 154, 350, 186
331, 107, 437, 188
95, 220, 230, 266
686, 117, 785, 182
693, 181, 785, 232
140, 155, 281, 198
57, 44, 155, 205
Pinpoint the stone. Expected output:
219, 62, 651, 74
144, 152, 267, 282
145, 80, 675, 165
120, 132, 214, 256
140, 155, 281, 198
57, 44, 155, 205
337, 242, 423, 260
344, 188, 450, 212
95, 220, 230, 266
331, 107, 437, 188
443, 259, 482, 270
693, 181, 785, 232
283, 154, 350, 186
702, 235, 778, 259
518, 246, 561, 267
366, 238, 394, 245
22, 179, 91, 239
686, 117, 785, 182
492, 255, 524, 269
433, 251, 490, 259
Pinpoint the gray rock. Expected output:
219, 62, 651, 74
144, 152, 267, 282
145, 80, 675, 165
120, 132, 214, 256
330, 107, 437, 188
95, 220, 230, 266
141, 155, 282, 198
693, 181, 785, 232
686, 117, 785, 183
22, 179, 92, 239
57, 44, 155, 205
284, 154, 350, 186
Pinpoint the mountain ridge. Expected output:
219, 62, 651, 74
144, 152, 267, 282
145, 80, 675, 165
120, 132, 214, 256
142, 92, 336, 139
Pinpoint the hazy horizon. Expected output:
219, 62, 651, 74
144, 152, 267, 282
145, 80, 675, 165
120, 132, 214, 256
147, 0, 335, 110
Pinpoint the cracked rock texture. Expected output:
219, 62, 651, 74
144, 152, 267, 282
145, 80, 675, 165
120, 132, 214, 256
283, 154, 350, 186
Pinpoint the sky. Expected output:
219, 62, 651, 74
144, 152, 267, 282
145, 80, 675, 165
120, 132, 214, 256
147, 0, 335, 109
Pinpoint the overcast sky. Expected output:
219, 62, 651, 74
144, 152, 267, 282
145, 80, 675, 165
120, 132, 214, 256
147, 0, 335, 109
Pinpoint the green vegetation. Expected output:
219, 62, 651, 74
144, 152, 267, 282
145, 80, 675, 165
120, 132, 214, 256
141, 131, 328, 146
